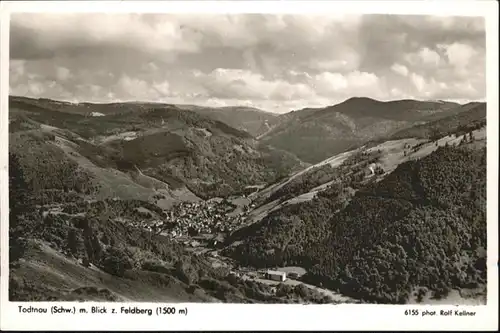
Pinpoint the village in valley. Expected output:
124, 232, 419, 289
128, 196, 255, 250
123, 190, 320, 285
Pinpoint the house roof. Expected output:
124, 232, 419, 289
266, 270, 286, 275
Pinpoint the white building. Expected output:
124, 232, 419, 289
368, 163, 377, 175
265, 270, 287, 282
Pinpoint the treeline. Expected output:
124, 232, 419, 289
227, 146, 486, 303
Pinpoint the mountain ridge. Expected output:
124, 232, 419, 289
9, 95, 280, 137
258, 97, 481, 163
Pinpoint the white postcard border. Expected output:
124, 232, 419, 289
0, 1, 498, 331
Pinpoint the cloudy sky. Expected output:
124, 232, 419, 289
10, 13, 486, 113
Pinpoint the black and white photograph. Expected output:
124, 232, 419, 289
2, 2, 497, 330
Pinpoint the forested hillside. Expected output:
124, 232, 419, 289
391, 103, 486, 140
259, 97, 462, 163
10, 96, 281, 138
9, 99, 303, 200
226, 145, 487, 303
178, 105, 281, 137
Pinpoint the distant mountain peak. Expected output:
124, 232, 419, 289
344, 96, 380, 103
339, 97, 385, 107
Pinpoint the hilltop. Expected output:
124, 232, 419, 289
259, 97, 465, 163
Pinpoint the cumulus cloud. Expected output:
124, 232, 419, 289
391, 63, 409, 76
9, 13, 486, 113
405, 47, 442, 68
56, 67, 72, 81
192, 68, 317, 101
314, 71, 381, 98
439, 42, 477, 68
10, 14, 202, 60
